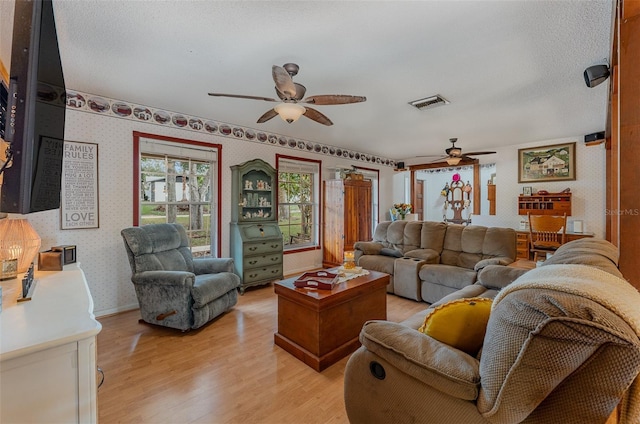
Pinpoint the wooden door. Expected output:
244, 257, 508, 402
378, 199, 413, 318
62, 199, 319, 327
322, 180, 345, 267
413, 179, 424, 220
344, 180, 372, 251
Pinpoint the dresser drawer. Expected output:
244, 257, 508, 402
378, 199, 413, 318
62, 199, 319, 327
244, 252, 282, 269
244, 264, 283, 284
244, 239, 283, 256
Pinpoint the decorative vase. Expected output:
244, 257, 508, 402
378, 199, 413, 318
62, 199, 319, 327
399, 213, 406, 220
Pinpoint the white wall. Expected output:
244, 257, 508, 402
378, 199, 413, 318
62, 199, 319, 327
7, 93, 395, 316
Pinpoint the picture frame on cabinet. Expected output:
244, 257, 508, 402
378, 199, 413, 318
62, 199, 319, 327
518, 142, 576, 183
523, 186, 532, 196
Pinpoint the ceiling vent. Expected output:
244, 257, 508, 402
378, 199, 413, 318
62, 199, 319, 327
408, 95, 450, 111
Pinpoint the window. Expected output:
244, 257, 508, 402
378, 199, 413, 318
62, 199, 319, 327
276, 155, 320, 251
133, 132, 221, 257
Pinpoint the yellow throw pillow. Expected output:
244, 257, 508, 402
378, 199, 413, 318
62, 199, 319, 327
418, 297, 493, 355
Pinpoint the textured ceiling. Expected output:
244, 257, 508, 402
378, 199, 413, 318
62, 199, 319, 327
51, 0, 613, 163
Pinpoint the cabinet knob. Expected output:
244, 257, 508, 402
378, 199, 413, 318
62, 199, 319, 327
270, 257, 278, 261
249, 273, 258, 278
249, 260, 257, 265
249, 246, 257, 251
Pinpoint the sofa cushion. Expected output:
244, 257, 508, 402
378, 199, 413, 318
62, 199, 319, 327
457, 252, 483, 270
372, 221, 392, 243
191, 272, 241, 308
441, 225, 464, 266
418, 297, 493, 355
353, 241, 383, 255
419, 264, 478, 290
380, 247, 403, 258
387, 221, 408, 247
481, 227, 516, 259
403, 221, 424, 252
358, 254, 396, 276
461, 226, 487, 254
477, 265, 528, 290
420, 221, 448, 251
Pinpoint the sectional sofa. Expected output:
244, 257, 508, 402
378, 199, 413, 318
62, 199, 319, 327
354, 221, 517, 304
344, 238, 640, 423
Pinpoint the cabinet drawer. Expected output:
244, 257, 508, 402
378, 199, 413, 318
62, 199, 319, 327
241, 224, 281, 238
244, 252, 282, 269
244, 239, 283, 256
244, 264, 283, 284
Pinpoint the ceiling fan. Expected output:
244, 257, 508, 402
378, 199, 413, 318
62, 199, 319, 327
417, 138, 496, 166
208, 63, 366, 126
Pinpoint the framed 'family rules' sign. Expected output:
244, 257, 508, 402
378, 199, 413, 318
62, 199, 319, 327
61, 141, 99, 229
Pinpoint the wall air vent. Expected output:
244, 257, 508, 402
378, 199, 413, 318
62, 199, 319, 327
409, 95, 450, 110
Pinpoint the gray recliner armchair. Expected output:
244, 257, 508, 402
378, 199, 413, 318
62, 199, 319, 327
121, 223, 241, 331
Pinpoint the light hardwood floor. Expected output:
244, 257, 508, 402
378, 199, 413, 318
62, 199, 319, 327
97, 284, 428, 424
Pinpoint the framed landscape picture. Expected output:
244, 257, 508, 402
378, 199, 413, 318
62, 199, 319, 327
518, 142, 576, 183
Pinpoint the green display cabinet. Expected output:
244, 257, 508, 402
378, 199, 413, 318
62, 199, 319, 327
230, 159, 283, 293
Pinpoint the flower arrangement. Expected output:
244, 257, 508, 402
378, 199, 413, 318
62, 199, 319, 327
393, 203, 412, 219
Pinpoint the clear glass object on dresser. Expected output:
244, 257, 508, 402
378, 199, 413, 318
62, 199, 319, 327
230, 159, 283, 294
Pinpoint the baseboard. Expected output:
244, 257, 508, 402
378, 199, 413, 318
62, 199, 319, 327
95, 303, 139, 318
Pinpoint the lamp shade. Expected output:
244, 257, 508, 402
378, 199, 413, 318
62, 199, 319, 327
446, 157, 461, 166
274, 102, 306, 123
0, 219, 41, 272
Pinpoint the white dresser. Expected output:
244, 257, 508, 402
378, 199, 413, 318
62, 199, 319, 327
0, 264, 102, 423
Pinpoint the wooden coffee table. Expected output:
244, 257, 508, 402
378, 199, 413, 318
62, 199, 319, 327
274, 270, 389, 371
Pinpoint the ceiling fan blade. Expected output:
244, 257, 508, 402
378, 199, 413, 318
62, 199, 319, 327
209, 93, 277, 102
415, 154, 448, 159
276, 83, 307, 101
303, 107, 333, 126
257, 108, 278, 123
464, 151, 497, 156
272, 65, 297, 98
302, 95, 367, 105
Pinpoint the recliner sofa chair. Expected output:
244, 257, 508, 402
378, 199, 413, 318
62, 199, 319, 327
354, 221, 516, 303
121, 223, 241, 331
344, 238, 640, 423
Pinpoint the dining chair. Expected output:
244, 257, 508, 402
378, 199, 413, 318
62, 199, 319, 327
527, 212, 567, 262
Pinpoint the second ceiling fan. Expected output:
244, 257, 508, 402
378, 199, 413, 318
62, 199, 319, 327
208, 63, 366, 126
417, 138, 496, 165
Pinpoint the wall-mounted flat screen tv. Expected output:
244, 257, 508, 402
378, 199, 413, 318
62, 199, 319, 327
1, 0, 66, 214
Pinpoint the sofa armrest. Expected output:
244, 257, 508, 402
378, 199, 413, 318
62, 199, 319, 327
360, 320, 481, 400
132, 270, 195, 287
477, 265, 528, 290
404, 248, 440, 263
193, 257, 235, 274
354, 241, 383, 255
474, 256, 514, 272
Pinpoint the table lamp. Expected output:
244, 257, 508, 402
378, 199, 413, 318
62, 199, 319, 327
343, 251, 356, 270
0, 219, 41, 276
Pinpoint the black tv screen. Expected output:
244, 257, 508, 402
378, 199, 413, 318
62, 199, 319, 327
1, 0, 66, 214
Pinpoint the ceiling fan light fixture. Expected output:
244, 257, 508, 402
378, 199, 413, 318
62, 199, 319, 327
274, 102, 306, 123
446, 157, 461, 166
